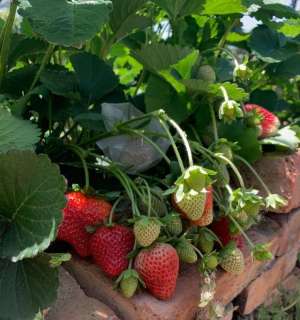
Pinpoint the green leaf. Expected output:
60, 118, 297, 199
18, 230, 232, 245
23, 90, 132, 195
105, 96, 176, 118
181, 79, 210, 94
110, 0, 151, 41
0, 108, 40, 153
219, 122, 262, 163
132, 43, 193, 72
145, 75, 190, 122
0, 151, 66, 261
272, 54, 300, 79
40, 67, 80, 99
74, 112, 105, 131
0, 256, 58, 320
203, 0, 247, 15
71, 52, 119, 102
278, 18, 300, 38
248, 26, 299, 63
19, 0, 112, 46
209, 82, 249, 101
261, 126, 300, 152
153, 0, 204, 19
252, 3, 299, 21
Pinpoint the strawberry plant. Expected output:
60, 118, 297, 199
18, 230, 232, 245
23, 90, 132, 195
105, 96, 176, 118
0, 0, 299, 318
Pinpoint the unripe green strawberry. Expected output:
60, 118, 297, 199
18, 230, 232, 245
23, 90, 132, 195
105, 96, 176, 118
134, 217, 161, 247
197, 65, 216, 83
163, 213, 183, 236
198, 235, 214, 254
117, 269, 141, 298
120, 276, 139, 298
215, 164, 230, 188
205, 255, 219, 270
139, 195, 168, 217
173, 191, 206, 221
176, 240, 198, 264
220, 247, 244, 274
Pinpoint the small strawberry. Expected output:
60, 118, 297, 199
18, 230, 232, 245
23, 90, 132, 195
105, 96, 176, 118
244, 103, 280, 138
57, 214, 90, 257
176, 239, 198, 264
134, 217, 161, 247
163, 212, 183, 236
117, 269, 141, 298
191, 186, 213, 227
197, 229, 215, 254
220, 245, 244, 274
89, 225, 134, 278
134, 243, 179, 300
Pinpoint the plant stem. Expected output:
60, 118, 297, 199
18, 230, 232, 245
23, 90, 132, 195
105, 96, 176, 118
67, 145, 90, 192
234, 155, 271, 195
0, 0, 18, 88
108, 197, 123, 226
216, 154, 245, 188
192, 244, 204, 258
123, 128, 171, 165
167, 117, 194, 168
216, 18, 239, 57
220, 85, 230, 102
133, 69, 145, 97
159, 119, 185, 174
29, 44, 55, 92
282, 295, 300, 312
209, 104, 219, 142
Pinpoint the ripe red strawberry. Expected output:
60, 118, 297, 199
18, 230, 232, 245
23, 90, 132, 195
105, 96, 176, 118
57, 192, 112, 257
134, 243, 179, 300
82, 196, 112, 226
244, 104, 280, 138
89, 225, 134, 278
211, 217, 245, 251
57, 214, 90, 257
191, 186, 213, 227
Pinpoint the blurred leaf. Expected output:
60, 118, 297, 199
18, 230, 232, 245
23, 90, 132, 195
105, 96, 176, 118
0, 108, 40, 153
132, 43, 193, 72
145, 75, 190, 122
153, 0, 204, 19
71, 52, 119, 102
209, 82, 249, 101
227, 32, 250, 42
272, 54, 300, 79
278, 18, 300, 38
219, 122, 262, 163
110, 0, 151, 41
19, 0, 112, 46
203, 0, 247, 15
0, 256, 58, 320
74, 112, 105, 131
249, 26, 299, 63
252, 3, 299, 21
261, 126, 300, 152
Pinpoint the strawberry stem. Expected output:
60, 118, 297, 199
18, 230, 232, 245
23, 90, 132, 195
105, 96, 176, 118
192, 244, 204, 258
66, 145, 90, 192
108, 197, 123, 226
220, 86, 230, 103
209, 104, 219, 142
234, 155, 271, 195
159, 118, 185, 174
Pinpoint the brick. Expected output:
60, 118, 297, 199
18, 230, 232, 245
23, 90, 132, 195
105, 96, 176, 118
237, 248, 298, 315
64, 258, 202, 320
241, 150, 300, 213
215, 217, 281, 305
46, 268, 119, 320
268, 208, 300, 256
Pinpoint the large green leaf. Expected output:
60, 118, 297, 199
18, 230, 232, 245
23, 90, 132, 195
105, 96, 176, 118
0, 108, 40, 153
19, 0, 112, 46
0, 151, 66, 262
71, 52, 119, 102
145, 75, 190, 122
133, 43, 193, 72
0, 256, 58, 320
252, 3, 299, 21
203, 0, 247, 15
153, 0, 204, 19
110, 0, 151, 41
248, 26, 299, 63
278, 18, 300, 38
